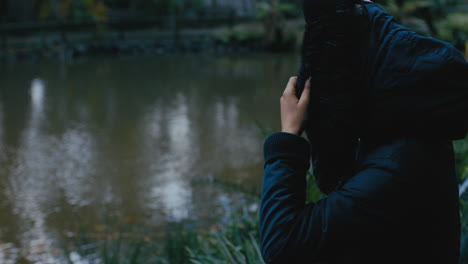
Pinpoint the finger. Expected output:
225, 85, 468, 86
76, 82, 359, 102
283, 76, 297, 97
299, 78, 311, 106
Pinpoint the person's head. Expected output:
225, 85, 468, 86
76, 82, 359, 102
297, 0, 370, 192
299, 0, 369, 138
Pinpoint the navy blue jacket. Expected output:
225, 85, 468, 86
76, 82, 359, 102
260, 133, 460, 263
260, 2, 464, 263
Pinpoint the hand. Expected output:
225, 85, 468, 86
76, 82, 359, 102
280, 76, 311, 135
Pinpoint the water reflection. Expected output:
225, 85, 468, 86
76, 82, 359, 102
30, 79, 45, 113
142, 93, 194, 222
6, 78, 57, 262
211, 97, 260, 170
5, 78, 108, 262
139, 90, 265, 222
0, 54, 301, 262
57, 125, 98, 207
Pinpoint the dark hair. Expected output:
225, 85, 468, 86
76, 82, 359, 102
297, 0, 369, 193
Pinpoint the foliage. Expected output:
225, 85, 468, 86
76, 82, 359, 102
454, 138, 468, 263
306, 170, 327, 203
37, 0, 108, 22
256, 2, 301, 20
213, 28, 264, 45
162, 222, 200, 264
57, 214, 164, 263
454, 138, 468, 183
187, 204, 264, 264
35, 0, 205, 22
128, 0, 204, 17
211, 23, 296, 52
436, 12, 468, 48
56, 202, 263, 264
379, 0, 468, 49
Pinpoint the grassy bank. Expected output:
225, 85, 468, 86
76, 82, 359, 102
55, 197, 263, 264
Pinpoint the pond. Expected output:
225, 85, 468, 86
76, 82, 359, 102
0, 53, 300, 262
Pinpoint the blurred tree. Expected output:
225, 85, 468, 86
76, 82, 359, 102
90, 0, 108, 21
58, 0, 72, 19
255, 0, 299, 51
381, 0, 468, 49
437, 12, 468, 50
126, 0, 202, 17
5, 0, 35, 22
36, 0, 71, 21
261, 1, 285, 45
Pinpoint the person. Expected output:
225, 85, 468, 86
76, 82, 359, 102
259, 1, 464, 263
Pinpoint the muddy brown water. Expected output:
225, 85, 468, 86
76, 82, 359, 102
0, 53, 300, 262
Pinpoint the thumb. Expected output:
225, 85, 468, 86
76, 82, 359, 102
299, 78, 311, 106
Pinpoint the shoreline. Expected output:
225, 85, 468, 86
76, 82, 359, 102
0, 19, 304, 63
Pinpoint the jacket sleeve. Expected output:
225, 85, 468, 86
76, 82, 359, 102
260, 132, 327, 263
259, 132, 380, 263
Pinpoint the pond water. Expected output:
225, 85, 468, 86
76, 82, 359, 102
0, 53, 300, 261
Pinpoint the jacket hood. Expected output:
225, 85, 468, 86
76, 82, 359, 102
362, 3, 468, 139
